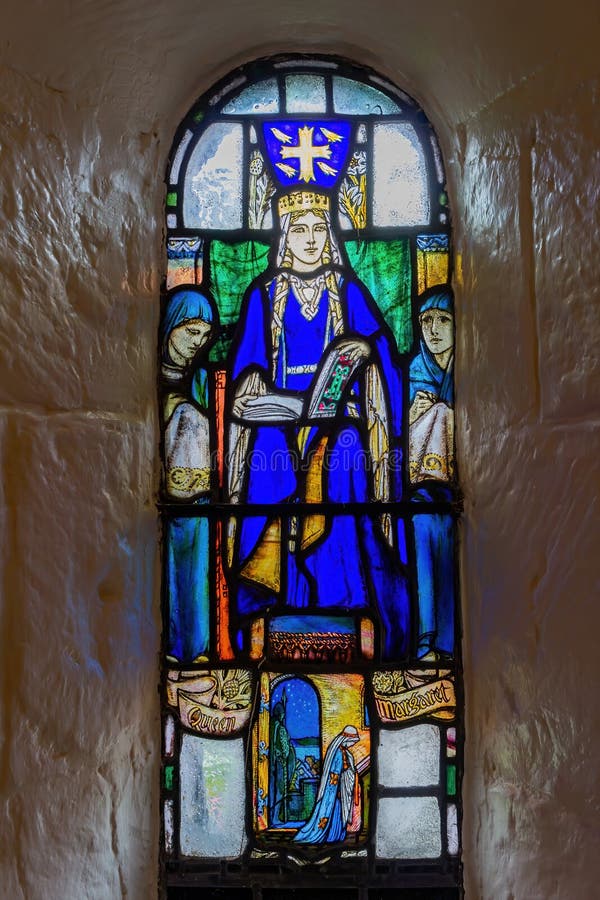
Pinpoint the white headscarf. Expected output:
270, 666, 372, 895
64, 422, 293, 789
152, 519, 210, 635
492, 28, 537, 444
316, 725, 358, 826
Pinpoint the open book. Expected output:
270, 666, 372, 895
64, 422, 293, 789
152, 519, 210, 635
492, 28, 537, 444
241, 339, 363, 422
304, 340, 362, 419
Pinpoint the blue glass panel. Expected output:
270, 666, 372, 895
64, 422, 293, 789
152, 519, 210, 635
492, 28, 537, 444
233, 513, 410, 663
412, 512, 455, 659
166, 517, 210, 663
269, 677, 320, 827
262, 120, 352, 189
416, 233, 449, 252
296, 513, 409, 661
270, 615, 354, 634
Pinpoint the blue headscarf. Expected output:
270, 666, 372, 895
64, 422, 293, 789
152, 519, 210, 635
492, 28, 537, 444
162, 288, 214, 348
162, 288, 216, 408
418, 290, 454, 316
409, 289, 454, 405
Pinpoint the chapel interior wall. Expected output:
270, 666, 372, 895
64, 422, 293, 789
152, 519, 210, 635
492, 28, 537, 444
0, 2, 597, 897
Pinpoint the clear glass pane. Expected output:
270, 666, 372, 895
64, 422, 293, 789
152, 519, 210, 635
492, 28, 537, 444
285, 74, 327, 112
333, 76, 400, 114
373, 123, 430, 226
169, 128, 193, 185
183, 123, 243, 229
378, 724, 440, 787
375, 796, 442, 859
369, 74, 414, 106
180, 734, 247, 858
447, 803, 459, 855
209, 75, 246, 107
164, 799, 175, 855
164, 715, 175, 757
222, 78, 279, 114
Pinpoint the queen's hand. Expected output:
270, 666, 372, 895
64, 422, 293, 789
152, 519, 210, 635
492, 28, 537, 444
232, 391, 256, 418
336, 338, 371, 365
233, 392, 303, 422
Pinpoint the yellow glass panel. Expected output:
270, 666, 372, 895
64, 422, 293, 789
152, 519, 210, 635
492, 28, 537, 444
417, 250, 448, 293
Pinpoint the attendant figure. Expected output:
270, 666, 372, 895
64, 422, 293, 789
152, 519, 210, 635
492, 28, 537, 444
409, 288, 455, 659
294, 725, 360, 844
269, 697, 297, 825
227, 189, 410, 661
162, 287, 218, 663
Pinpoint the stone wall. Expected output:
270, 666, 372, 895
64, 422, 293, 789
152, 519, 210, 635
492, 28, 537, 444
0, 2, 597, 897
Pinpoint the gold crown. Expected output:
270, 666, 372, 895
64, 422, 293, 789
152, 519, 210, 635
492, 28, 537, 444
277, 190, 330, 217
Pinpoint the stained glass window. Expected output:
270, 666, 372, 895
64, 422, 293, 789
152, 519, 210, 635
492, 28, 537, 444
160, 55, 461, 898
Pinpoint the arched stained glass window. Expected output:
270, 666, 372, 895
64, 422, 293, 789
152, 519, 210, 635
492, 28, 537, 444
160, 55, 461, 898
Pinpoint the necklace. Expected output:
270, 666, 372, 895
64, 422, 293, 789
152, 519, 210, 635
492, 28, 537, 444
289, 273, 325, 321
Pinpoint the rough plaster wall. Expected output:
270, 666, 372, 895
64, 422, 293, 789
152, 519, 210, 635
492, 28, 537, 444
0, 2, 597, 898
451, 63, 600, 898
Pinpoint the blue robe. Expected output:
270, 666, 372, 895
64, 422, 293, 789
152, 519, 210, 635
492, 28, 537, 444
409, 338, 455, 656
166, 513, 210, 662
229, 276, 409, 660
294, 742, 356, 844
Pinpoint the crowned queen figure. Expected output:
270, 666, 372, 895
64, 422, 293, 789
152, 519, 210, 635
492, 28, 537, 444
226, 120, 410, 663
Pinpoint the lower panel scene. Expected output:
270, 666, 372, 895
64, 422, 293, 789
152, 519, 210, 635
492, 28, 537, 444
163, 661, 461, 893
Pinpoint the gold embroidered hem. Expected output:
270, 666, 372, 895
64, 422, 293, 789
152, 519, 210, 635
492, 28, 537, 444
167, 466, 211, 494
